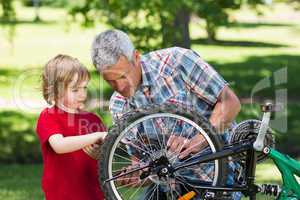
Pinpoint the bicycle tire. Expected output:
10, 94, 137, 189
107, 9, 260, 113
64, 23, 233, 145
99, 104, 228, 200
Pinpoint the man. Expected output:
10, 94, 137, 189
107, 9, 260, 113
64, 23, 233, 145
91, 29, 242, 199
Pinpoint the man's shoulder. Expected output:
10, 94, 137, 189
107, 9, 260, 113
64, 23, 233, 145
143, 47, 200, 68
141, 47, 191, 76
146, 46, 188, 57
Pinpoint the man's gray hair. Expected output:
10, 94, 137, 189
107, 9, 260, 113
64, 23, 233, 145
91, 29, 135, 71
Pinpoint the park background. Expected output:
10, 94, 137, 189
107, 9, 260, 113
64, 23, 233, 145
1, 0, 300, 199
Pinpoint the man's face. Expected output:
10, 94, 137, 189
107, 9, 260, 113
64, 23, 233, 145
101, 55, 141, 97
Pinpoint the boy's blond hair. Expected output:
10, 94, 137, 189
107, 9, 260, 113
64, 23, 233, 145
42, 54, 90, 105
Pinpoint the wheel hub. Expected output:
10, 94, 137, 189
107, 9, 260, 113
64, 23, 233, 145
142, 154, 176, 185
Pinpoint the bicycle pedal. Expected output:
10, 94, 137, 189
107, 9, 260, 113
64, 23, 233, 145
178, 191, 196, 200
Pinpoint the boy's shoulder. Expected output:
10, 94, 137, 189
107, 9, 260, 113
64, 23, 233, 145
38, 106, 60, 118
38, 106, 55, 117
36, 106, 63, 132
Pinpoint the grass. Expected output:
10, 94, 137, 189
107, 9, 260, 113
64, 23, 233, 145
0, 164, 43, 200
0, 161, 289, 200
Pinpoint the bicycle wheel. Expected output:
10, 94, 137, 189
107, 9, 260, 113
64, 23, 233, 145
99, 104, 227, 200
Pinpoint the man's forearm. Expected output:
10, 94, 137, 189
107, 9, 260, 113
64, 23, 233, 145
209, 87, 241, 133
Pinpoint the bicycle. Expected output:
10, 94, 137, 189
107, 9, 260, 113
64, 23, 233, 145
98, 103, 300, 200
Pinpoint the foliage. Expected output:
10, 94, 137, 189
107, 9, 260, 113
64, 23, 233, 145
1, 3, 300, 163
0, 111, 41, 163
0, 0, 16, 21
21, 0, 69, 7
0, 108, 112, 164
69, 0, 266, 51
194, 0, 242, 42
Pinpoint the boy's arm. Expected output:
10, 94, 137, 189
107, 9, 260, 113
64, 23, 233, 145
48, 132, 107, 154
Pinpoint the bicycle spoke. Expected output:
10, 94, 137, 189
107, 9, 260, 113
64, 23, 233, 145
159, 117, 171, 155
104, 111, 222, 200
159, 117, 179, 153
124, 130, 155, 156
171, 137, 209, 166
119, 180, 152, 199
175, 177, 194, 194
135, 128, 155, 154
113, 153, 134, 163
112, 161, 132, 165
169, 126, 195, 164
175, 176, 202, 190
127, 178, 148, 200
178, 146, 211, 164
151, 118, 166, 152
112, 162, 141, 173
166, 122, 185, 164
176, 171, 213, 183
168, 178, 181, 197
145, 184, 159, 200
166, 177, 176, 200
108, 165, 150, 183
115, 145, 141, 162
115, 177, 142, 189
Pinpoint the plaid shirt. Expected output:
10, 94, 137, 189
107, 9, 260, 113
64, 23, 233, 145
110, 47, 228, 121
109, 47, 241, 200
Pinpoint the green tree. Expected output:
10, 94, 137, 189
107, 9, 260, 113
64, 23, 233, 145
194, 0, 241, 42
70, 0, 265, 50
0, 0, 16, 21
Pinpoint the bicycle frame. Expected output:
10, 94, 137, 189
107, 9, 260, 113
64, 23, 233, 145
173, 139, 260, 199
174, 103, 300, 199
105, 103, 300, 199
268, 148, 300, 200
172, 139, 300, 199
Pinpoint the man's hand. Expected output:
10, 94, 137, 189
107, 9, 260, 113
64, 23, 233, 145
167, 134, 208, 160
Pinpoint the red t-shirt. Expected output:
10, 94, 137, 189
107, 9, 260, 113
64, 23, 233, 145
36, 106, 106, 200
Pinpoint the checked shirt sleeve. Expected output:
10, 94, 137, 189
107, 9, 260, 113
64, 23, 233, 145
178, 49, 228, 106
109, 92, 130, 124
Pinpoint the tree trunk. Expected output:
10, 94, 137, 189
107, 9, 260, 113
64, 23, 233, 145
173, 8, 191, 48
205, 19, 217, 43
1, 0, 16, 21
161, 8, 191, 49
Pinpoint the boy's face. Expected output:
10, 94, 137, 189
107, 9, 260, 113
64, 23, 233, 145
59, 75, 89, 110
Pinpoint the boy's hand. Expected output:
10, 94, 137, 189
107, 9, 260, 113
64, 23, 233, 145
97, 131, 108, 144
83, 132, 107, 160
83, 143, 101, 160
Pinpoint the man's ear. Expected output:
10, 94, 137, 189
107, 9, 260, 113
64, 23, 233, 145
133, 50, 140, 67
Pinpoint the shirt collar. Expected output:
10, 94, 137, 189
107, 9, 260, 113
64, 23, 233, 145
139, 54, 159, 88
128, 54, 160, 104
